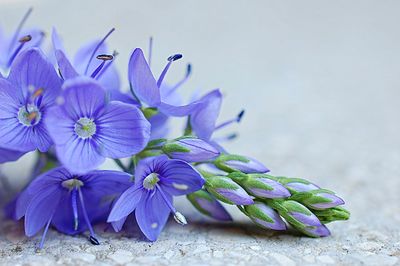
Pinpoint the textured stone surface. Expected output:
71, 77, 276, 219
1, 0, 400, 265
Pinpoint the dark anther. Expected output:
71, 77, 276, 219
237, 110, 245, 122
96, 54, 114, 61
19, 35, 32, 43
167, 54, 183, 62
89, 236, 100, 245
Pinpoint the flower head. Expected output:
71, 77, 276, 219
108, 155, 205, 241
0, 48, 62, 153
15, 167, 131, 249
45, 77, 150, 173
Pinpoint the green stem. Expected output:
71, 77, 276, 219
114, 159, 129, 172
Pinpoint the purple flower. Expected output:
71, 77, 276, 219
107, 155, 205, 241
15, 167, 131, 248
162, 137, 220, 162
244, 201, 286, 230
0, 8, 45, 72
187, 189, 232, 221
0, 48, 62, 153
205, 176, 254, 205
128, 48, 201, 115
45, 77, 150, 173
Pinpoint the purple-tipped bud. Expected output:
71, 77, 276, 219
244, 201, 286, 230
205, 176, 254, 205
280, 200, 328, 237
238, 174, 291, 199
284, 179, 320, 192
215, 154, 269, 174
187, 189, 232, 221
303, 192, 345, 210
163, 138, 220, 163
303, 224, 331, 237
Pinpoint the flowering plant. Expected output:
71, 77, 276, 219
0, 9, 349, 249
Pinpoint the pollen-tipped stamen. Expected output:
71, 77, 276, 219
156, 54, 183, 88
8, 7, 33, 54
215, 109, 245, 131
155, 184, 188, 226
90, 53, 115, 78
77, 188, 99, 245
84, 28, 115, 75
92, 51, 118, 80
7, 34, 32, 67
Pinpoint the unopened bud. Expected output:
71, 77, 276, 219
163, 137, 220, 162
215, 154, 269, 174
205, 176, 253, 205
187, 189, 232, 221
244, 201, 286, 230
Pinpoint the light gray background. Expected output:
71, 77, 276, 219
0, 0, 399, 265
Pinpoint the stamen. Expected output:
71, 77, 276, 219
90, 54, 114, 78
215, 110, 245, 131
38, 212, 53, 250
156, 54, 183, 88
148, 36, 153, 67
7, 34, 32, 67
71, 189, 79, 231
155, 184, 187, 226
8, 7, 33, 54
84, 28, 115, 75
77, 188, 99, 245
94, 51, 118, 80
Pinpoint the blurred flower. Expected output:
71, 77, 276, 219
108, 155, 204, 241
45, 77, 150, 173
0, 8, 45, 73
15, 167, 131, 249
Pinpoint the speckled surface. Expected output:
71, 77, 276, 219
0, 0, 400, 265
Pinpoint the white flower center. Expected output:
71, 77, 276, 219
18, 104, 41, 126
74, 117, 97, 139
61, 178, 84, 190
143, 173, 160, 190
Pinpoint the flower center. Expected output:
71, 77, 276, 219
143, 173, 160, 190
17, 104, 41, 126
74, 117, 97, 139
61, 178, 84, 190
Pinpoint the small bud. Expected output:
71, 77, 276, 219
187, 189, 232, 221
244, 201, 286, 230
281, 178, 320, 193
302, 191, 345, 210
231, 173, 290, 199
279, 200, 329, 237
173, 212, 187, 225
313, 207, 350, 223
215, 154, 269, 174
205, 176, 253, 205
163, 137, 220, 162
